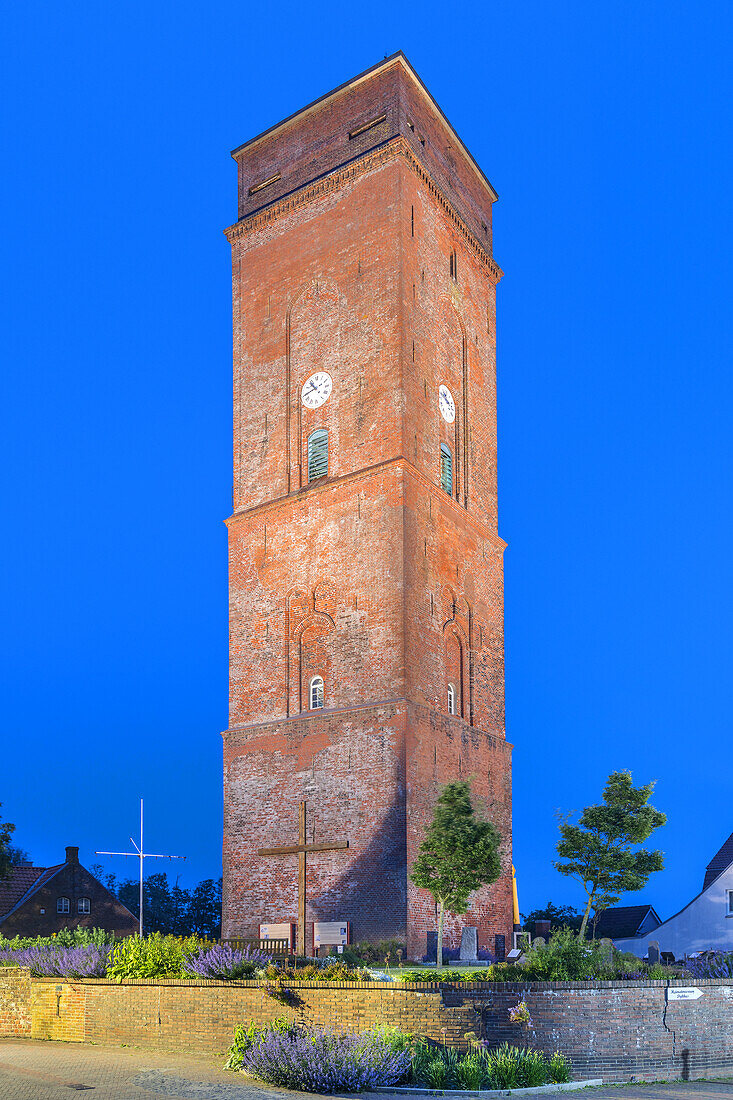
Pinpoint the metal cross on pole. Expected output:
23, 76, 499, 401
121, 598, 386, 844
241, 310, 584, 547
257, 800, 348, 956
96, 798, 185, 937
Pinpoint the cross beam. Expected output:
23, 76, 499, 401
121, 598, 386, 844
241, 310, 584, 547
257, 801, 348, 956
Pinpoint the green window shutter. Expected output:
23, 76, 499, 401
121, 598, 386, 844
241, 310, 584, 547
440, 444, 452, 495
308, 430, 328, 482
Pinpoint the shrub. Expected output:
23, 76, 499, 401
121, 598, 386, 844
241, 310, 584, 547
239, 1025, 411, 1092
106, 933, 200, 981
225, 1016, 296, 1069
184, 942, 271, 980
406, 1041, 571, 1091
686, 952, 733, 979
0, 944, 110, 978
0, 928, 113, 951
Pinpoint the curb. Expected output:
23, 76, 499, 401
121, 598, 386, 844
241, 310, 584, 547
375, 1082, 603, 1097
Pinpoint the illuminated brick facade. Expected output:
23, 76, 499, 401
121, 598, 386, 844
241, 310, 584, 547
222, 53, 513, 959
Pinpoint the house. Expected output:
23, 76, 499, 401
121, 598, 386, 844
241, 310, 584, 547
612, 831, 733, 959
0, 846, 137, 938
594, 904, 662, 941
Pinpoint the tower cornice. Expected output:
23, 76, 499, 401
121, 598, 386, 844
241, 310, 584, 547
224, 136, 504, 284
224, 454, 507, 553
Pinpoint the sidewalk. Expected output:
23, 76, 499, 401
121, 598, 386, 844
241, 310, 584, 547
0, 1039, 732, 1100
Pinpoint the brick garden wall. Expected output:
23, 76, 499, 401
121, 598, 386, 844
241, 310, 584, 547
3, 970, 733, 1083
0, 967, 31, 1037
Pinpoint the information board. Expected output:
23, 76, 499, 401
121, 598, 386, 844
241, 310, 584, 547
313, 921, 350, 946
259, 922, 296, 951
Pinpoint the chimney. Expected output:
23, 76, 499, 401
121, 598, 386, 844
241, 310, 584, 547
65, 846, 80, 865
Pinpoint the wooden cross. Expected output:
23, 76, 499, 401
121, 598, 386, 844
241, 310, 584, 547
257, 800, 349, 956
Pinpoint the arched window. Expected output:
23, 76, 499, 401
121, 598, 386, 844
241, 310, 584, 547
77, 898, 90, 915
56, 897, 70, 914
309, 675, 324, 710
440, 444, 453, 495
447, 682, 457, 716
308, 429, 328, 482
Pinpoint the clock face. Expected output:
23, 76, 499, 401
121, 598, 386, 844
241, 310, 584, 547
439, 385, 456, 423
301, 371, 333, 410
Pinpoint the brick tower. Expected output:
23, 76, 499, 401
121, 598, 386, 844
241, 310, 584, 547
223, 53, 513, 959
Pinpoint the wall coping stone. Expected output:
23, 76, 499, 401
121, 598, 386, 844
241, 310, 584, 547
28, 974, 733, 992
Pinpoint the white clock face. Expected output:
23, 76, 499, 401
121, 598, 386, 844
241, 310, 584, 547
439, 385, 456, 423
301, 371, 333, 410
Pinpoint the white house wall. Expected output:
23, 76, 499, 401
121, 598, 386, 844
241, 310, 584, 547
615, 864, 733, 958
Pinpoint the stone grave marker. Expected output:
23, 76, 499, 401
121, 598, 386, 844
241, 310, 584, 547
648, 940, 660, 965
494, 933, 506, 961
459, 926, 478, 963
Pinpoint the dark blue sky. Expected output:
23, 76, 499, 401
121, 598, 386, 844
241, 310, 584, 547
2, 1, 731, 921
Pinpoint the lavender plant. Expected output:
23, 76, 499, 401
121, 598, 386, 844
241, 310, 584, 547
184, 942, 271, 979
240, 1026, 411, 1092
0, 944, 110, 978
686, 952, 733, 980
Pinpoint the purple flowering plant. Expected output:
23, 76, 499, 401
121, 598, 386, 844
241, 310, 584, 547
686, 952, 733, 980
184, 942, 271, 980
0, 944, 110, 978
239, 1025, 411, 1093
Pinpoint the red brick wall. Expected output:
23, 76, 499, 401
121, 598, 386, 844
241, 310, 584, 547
7, 971, 733, 1084
223, 57, 512, 957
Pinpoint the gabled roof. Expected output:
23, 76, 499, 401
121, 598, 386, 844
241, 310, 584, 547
594, 905, 661, 939
703, 831, 733, 890
0, 864, 64, 923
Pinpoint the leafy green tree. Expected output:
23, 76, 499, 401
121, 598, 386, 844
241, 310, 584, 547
555, 770, 666, 940
410, 781, 502, 967
0, 806, 17, 883
522, 901, 583, 935
188, 878, 222, 937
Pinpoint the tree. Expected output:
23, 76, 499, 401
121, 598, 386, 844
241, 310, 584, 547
188, 878, 222, 938
0, 805, 17, 883
554, 770, 666, 940
411, 781, 502, 967
522, 901, 583, 935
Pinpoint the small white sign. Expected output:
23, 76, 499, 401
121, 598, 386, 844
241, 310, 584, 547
666, 987, 703, 1001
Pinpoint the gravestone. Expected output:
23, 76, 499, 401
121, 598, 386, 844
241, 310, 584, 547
648, 940, 660, 965
426, 932, 438, 962
599, 937, 614, 966
494, 934, 506, 961
460, 927, 478, 963
533, 936, 546, 947
534, 920, 551, 939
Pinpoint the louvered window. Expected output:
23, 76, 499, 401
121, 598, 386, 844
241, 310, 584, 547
308, 429, 328, 482
310, 676, 324, 710
448, 682, 457, 716
440, 444, 453, 495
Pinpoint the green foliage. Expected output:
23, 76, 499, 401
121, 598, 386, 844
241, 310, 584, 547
224, 1016, 295, 1070
521, 901, 583, 935
555, 770, 666, 938
405, 1039, 571, 1090
106, 932, 201, 981
0, 927, 113, 951
341, 940, 406, 966
410, 781, 502, 966
0, 805, 16, 884
260, 960, 372, 982
115, 873, 222, 937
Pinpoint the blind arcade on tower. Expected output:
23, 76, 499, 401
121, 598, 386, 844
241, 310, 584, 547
222, 52, 513, 959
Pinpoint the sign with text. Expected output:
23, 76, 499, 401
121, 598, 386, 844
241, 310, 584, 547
313, 921, 350, 946
666, 987, 703, 1001
260, 923, 296, 951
